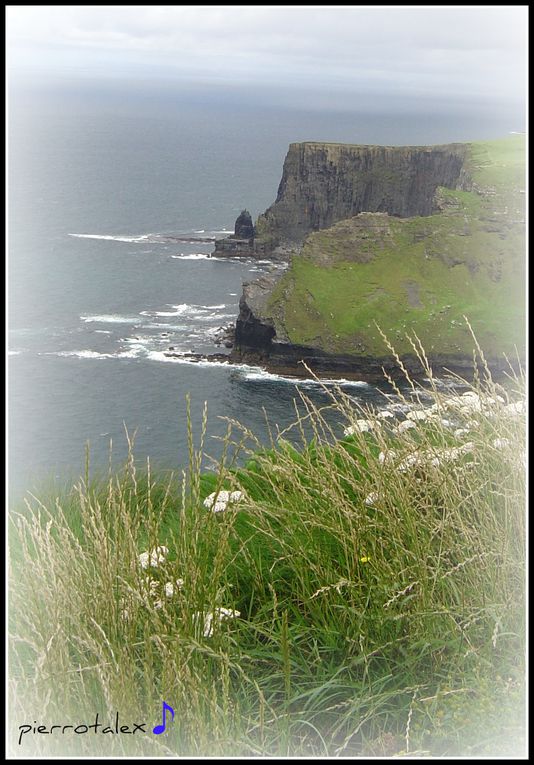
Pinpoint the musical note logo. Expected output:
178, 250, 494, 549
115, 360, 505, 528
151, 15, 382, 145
153, 701, 175, 734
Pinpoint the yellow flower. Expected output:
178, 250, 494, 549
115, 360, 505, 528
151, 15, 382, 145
360, 556, 370, 563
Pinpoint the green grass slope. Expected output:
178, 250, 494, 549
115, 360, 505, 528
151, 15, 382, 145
265, 136, 525, 359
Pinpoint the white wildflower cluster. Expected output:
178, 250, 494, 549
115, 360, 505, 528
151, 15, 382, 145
203, 490, 244, 513
441, 390, 511, 418
139, 577, 185, 611
127, 545, 185, 614
503, 400, 525, 417
394, 419, 417, 434
379, 450, 397, 465
406, 409, 431, 422
390, 403, 457, 434
387, 391, 525, 438
381, 443, 475, 473
165, 579, 184, 597
364, 492, 380, 506
343, 419, 379, 436
193, 607, 241, 638
377, 410, 394, 420
138, 546, 169, 570
142, 577, 185, 610
492, 437, 511, 449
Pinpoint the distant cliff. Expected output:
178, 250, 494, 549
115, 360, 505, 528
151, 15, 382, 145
253, 141, 471, 255
231, 136, 525, 378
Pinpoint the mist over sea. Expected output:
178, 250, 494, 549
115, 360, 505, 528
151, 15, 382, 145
8, 79, 524, 497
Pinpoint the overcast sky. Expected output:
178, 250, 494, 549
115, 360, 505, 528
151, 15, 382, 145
7, 5, 527, 106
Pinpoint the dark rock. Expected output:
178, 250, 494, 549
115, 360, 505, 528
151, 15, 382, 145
234, 275, 279, 351
210, 209, 257, 258
234, 209, 254, 239
212, 238, 255, 258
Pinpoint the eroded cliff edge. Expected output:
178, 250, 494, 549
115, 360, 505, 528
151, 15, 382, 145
254, 141, 470, 254
230, 137, 525, 379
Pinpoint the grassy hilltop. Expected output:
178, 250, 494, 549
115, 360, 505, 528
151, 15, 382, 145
261, 136, 525, 360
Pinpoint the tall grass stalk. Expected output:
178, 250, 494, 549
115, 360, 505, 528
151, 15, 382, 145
8, 345, 526, 756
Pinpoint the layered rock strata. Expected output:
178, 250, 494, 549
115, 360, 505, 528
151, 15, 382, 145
254, 141, 470, 253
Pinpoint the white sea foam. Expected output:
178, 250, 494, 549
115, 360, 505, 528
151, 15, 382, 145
116, 348, 144, 358
242, 369, 369, 387
144, 303, 229, 320
8, 350, 22, 356
152, 308, 190, 317
147, 351, 231, 366
81, 314, 140, 324
50, 350, 115, 359
94, 330, 112, 334
171, 253, 227, 261
45, 347, 145, 360
144, 323, 189, 330
69, 233, 153, 243
171, 253, 211, 260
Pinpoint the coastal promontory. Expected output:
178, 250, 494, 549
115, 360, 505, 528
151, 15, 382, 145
225, 136, 525, 379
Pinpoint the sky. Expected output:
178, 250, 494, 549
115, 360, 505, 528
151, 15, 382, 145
6, 5, 528, 109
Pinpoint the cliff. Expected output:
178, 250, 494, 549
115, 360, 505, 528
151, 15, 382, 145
232, 136, 525, 378
253, 141, 471, 255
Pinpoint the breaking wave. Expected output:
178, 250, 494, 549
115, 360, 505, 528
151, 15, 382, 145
81, 314, 141, 324
69, 233, 154, 243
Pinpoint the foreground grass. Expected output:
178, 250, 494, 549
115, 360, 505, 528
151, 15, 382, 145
8, 354, 526, 757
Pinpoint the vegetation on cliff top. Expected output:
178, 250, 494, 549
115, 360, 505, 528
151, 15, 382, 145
9, 351, 526, 756
263, 136, 525, 359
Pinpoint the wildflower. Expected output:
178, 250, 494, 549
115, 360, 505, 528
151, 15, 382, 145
364, 492, 379, 506
379, 450, 397, 465
203, 490, 244, 513
344, 419, 377, 435
396, 442, 475, 472
154, 600, 163, 610
397, 453, 425, 472
492, 438, 510, 449
394, 419, 416, 434
359, 556, 370, 563
193, 607, 241, 638
446, 392, 483, 414
503, 400, 525, 416
164, 579, 184, 597
138, 545, 169, 569
406, 409, 429, 421
454, 428, 471, 437
377, 410, 394, 420
432, 442, 475, 465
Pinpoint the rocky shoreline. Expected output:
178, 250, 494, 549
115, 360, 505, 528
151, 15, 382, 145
163, 339, 518, 384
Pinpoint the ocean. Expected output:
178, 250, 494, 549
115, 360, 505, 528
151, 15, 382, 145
8, 79, 523, 497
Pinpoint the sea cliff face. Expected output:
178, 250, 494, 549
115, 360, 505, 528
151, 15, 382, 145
254, 142, 470, 253
230, 136, 525, 379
